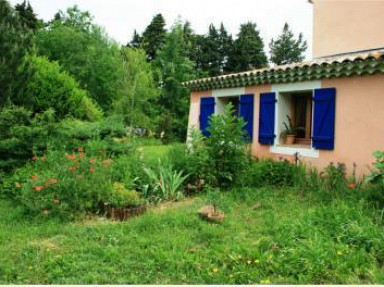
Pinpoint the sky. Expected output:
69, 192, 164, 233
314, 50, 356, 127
9, 0, 314, 59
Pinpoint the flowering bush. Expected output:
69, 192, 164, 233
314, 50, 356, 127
3, 148, 133, 219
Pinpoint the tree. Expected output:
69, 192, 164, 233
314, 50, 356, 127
141, 14, 166, 61
113, 48, 159, 129
200, 24, 222, 77
36, 6, 124, 112
14, 0, 40, 31
155, 21, 196, 140
25, 55, 103, 121
227, 22, 268, 72
128, 29, 141, 48
269, 23, 308, 66
218, 23, 233, 74
0, 0, 33, 107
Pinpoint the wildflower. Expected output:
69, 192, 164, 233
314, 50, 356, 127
31, 175, 38, 181
89, 158, 96, 164
89, 167, 95, 173
32, 156, 38, 161
254, 259, 260, 264
43, 209, 49, 215
68, 166, 75, 171
45, 178, 58, 187
77, 147, 84, 152
14, 182, 22, 188
79, 152, 85, 159
212, 267, 219, 273
247, 260, 252, 265
348, 183, 357, 189
66, 153, 76, 160
34, 186, 43, 192
41, 156, 47, 162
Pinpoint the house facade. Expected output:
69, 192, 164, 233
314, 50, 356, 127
184, 0, 384, 176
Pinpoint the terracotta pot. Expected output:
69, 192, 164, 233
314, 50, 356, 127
285, 134, 295, 145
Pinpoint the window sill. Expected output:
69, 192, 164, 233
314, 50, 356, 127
277, 144, 312, 150
270, 145, 319, 158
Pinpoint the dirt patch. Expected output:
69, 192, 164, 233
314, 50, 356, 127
30, 235, 66, 251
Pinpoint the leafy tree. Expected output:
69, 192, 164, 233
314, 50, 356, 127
36, 6, 124, 111
114, 48, 158, 129
227, 22, 268, 72
200, 24, 222, 77
269, 23, 308, 65
218, 23, 233, 74
155, 21, 196, 141
14, 0, 40, 31
0, 0, 33, 107
141, 13, 166, 61
25, 55, 103, 121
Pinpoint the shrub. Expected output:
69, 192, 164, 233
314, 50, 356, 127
364, 151, 384, 208
106, 182, 144, 208
2, 150, 129, 220
206, 104, 249, 188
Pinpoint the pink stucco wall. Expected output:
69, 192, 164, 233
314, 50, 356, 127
312, 0, 384, 58
187, 74, 384, 176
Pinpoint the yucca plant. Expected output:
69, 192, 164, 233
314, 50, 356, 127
142, 161, 189, 203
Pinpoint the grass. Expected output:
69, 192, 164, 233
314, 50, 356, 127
1, 187, 384, 284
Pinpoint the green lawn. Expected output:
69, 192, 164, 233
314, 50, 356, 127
1, 187, 384, 284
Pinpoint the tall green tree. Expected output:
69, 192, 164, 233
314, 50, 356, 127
14, 0, 40, 31
218, 23, 233, 74
200, 24, 222, 77
128, 29, 141, 48
36, 6, 123, 111
114, 48, 159, 129
0, 0, 33, 107
269, 23, 308, 66
155, 21, 196, 140
227, 22, 268, 72
141, 14, 166, 61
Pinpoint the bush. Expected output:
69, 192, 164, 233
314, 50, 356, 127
106, 182, 144, 208
2, 149, 137, 220
206, 104, 250, 188
364, 151, 384, 208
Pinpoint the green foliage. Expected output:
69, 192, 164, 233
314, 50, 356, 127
36, 6, 123, 111
14, 0, 41, 31
0, 0, 33, 106
227, 22, 268, 72
155, 21, 196, 141
25, 55, 103, 121
140, 13, 166, 61
107, 182, 144, 208
114, 48, 159, 129
269, 23, 308, 66
364, 151, 384, 208
2, 150, 117, 219
206, 104, 249, 188
142, 162, 189, 203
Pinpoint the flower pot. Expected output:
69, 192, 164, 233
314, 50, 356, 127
285, 134, 295, 145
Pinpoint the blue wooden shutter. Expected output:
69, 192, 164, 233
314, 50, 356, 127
312, 88, 336, 150
258, 92, 276, 145
199, 97, 215, 136
239, 94, 254, 141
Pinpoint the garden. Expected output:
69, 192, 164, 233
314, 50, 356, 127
2, 105, 384, 284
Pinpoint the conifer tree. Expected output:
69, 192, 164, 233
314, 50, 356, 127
15, 0, 39, 31
128, 29, 141, 48
141, 14, 166, 61
269, 23, 307, 66
227, 22, 268, 72
218, 23, 233, 74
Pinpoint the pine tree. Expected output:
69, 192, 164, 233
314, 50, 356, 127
227, 22, 268, 72
269, 23, 308, 66
128, 29, 141, 48
15, 0, 37, 30
218, 23, 233, 74
201, 24, 222, 77
0, 0, 33, 106
141, 14, 166, 61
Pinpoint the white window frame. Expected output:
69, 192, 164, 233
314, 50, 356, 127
212, 87, 245, 115
270, 81, 321, 158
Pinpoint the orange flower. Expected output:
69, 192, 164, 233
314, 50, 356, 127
31, 175, 38, 181
14, 182, 22, 188
89, 158, 96, 164
348, 183, 357, 189
79, 152, 85, 159
89, 167, 95, 173
77, 147, 84, 152
45, 178, 58, 187
68, 166, 75, 171
32, 156, 38, 161
66, 153, 76, 160
43, 209, 49, 215
34, 186, 43, 192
